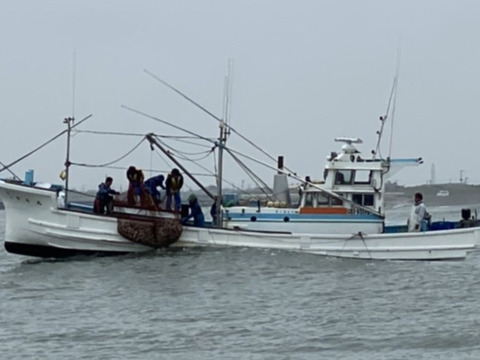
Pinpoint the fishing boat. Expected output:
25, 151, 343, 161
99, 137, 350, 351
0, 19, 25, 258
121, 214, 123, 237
148, 71, 480, 261
0, 177, 182, 257
171, 133, 480, 260
0, 117, 183, 258
1, 126, 479, 260
1, 71, 479, 260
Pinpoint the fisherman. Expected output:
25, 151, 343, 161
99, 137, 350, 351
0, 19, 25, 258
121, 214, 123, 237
144, 174, 165, 205
459, 208, 476, 228
94, 176, 120, 215
297, 176, 311, 206
181, 194, 205, 227
126, 166, 146, 206
407, 192, 430, 231
165, 168, 183, 212
210, 196, 218, 226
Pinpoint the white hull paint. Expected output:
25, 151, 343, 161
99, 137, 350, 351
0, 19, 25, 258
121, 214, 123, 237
175, 226, 480, 260
0, 181, 156, 256
1, 180, 479, 260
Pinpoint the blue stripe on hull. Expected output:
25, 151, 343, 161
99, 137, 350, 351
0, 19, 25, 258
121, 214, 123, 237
227, 213, 383, 221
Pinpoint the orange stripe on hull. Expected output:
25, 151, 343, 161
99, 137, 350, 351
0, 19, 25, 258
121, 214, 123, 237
299, 207, 348, 214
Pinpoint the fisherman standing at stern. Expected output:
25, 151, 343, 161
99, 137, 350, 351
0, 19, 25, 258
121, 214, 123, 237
408, 192, 430, 232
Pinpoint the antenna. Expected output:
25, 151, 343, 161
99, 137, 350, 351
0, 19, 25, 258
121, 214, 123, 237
216, 60, 234, 227
372, 38, 402, 160
223, 58, 234, 128
72, 48, 77, 118
388, 38, 402, 159
64, 49, 77, 205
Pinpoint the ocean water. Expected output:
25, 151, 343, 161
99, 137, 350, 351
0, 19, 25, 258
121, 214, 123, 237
1, 206, 480, 360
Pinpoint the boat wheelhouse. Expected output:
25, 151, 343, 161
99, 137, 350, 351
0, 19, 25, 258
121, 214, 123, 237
222, 138, 421, 235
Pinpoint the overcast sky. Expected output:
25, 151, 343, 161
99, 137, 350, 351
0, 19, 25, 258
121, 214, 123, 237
1, 1, 479, 192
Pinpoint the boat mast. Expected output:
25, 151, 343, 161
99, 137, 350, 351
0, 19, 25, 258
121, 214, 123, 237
215, 120, 226, 226
63, 50, 77, 205
215, 60, 233, 227
63, 116, 74, 204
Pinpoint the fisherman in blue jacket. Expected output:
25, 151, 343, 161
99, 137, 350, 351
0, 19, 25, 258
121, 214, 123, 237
94, 176, 120, 214
144, 174, 165, 205
181, 194, 205, 227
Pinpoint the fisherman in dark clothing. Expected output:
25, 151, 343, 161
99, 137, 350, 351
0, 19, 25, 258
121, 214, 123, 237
144, 174, 165, 205
181, 194, 205, 227
165, 168, 184, 212
126, 166, 146, 206
94, 176, 120, 214
210, 196, 218, 226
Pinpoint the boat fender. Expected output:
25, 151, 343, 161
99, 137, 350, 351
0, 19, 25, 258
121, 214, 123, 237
283, 216, 289, 222
250, 216, 257, 222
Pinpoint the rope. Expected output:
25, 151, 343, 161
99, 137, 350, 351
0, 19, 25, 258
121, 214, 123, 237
71, 137, 147, 168
225, 148, 274, 200
0, 114, 92, 174
340, 231, 373, 259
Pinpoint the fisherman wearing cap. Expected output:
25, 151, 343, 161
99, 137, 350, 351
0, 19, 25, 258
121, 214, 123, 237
165, 168, 183, 212
144, 174, 165, 205
181, 194, 205, 227
126, 166, 146, 206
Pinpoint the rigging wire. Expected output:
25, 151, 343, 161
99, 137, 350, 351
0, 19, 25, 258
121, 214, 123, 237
152, 136, 216, 176
122, 105, 215, 144
75, 130, 147, 137
225, 148, 274, 199
71, 137, 147, 168
0, 160, 20, 180
152, 135, 213, 161
155, 137, 214, 158
143, 69, 296, 173
0, 114, 92, 174
150, 139, 248, 196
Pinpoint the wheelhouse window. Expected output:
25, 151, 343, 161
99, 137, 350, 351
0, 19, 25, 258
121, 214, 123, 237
335, 170, 353, 185
353, 194, 374, 206
331, 195, 343, 206
303, 192, 343, 207
354, 170, 372, 184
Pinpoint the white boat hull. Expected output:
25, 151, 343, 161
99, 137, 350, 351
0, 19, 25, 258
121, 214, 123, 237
174, 226, 480, 261
0, 181, 164, 257
1, 180, 479, 260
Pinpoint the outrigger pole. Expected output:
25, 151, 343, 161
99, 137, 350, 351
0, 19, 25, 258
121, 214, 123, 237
0, 160, 21, 180
143, 69, 297, 175
0, 114, 92, 179
145, 133, 215, 200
